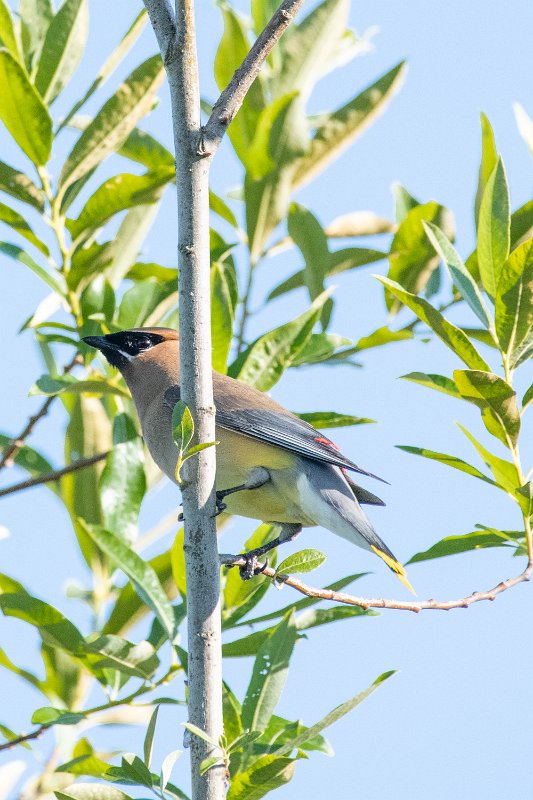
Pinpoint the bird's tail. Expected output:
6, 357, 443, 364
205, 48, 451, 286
370, 544, 415, 595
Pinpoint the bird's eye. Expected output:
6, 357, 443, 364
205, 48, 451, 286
126, 334, 152, 352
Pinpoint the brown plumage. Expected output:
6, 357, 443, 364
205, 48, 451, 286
83, 327, 413, 591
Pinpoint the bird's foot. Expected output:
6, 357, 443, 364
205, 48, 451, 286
214, 491, 228, 517
239, 553, 269, 581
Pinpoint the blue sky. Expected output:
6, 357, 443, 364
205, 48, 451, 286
1, 1, 532, 798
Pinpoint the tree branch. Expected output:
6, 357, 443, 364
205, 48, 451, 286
141, 0, 177, 65
0, 453, 108, 499
202, 0, 306, 154
0, 725, 48, 753
219, 554, 533, 612
0, 353, 81, 471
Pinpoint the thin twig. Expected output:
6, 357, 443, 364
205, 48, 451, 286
219, 554, 533, 613
202, 0, 306, 154
0, 453, 108, 498
0, 725, 48, 752
0, 353, 81, 471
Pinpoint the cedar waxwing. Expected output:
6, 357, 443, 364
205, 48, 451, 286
83, 327, 413, 591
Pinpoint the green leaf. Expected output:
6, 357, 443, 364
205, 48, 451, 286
423, 222, 492, 329
400, 372, 460, 398
477, 158, 510, 298
242, 611, 297, 732
376, 276, 490, 370
392, 183, 419, 222
211, 260, 235, 372
292, 62, 406, 189
19, 0, 53, 67
143, 705, 160, 770
223, 526, 278, 629
0, 160, 45, 210
387, 203, 455, 313
57, 738, 111, 778
517, 482, 533, 518
0, 201, 49, 255
60, 54, 164, 193
0, 593, 85, 652
113, 753, 154, 788
84, 634, 159, 679
226, 755, 297, 800
396, 445, 497, 486
32, 707, 85, 725
160, 750, 183, 793
172, 400, 194, 482
510, 199, 533, 249
200, 756, 224, 776
0, 431, 55, 481
0, 242, 65, 297
0, 49, 52, 165
183, 722, 219, 748
474, 113, 498, 224
82, 524, 176, 642
522, 382, 533, 412
0, 0, 21, 60
0, 646, 44, 689
325, 210, 395, 237
408, 529, 523, 564
272, 671, 395, 758
495, 238, 533, 358
229, 291, 330, 390
453, 370, 520, 448
275, 549, 326, 577
214, 5, 263, 163
67, 169, 174, 241
35, 0, 88, 104
99, 414, 146, 545
295, 411, 374, 428
30, 374, 129, 398
209, 190, 238, 229
227, 730, 263, 753
61, 11, 148, 132
55, 786, 133, 800
457, 424, 523, 500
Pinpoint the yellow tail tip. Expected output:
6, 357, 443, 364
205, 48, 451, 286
371, 546, 417, 596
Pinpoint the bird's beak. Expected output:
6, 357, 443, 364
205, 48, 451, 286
83, 335, 116, 353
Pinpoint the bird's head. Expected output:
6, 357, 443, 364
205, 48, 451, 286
83, 327, 179, 373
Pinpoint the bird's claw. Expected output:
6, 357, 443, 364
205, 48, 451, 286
214, 492, 227, 517
239, 554, 268, 581
178, 511, 184, 522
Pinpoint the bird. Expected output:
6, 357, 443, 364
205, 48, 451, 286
83, 327, 413, 592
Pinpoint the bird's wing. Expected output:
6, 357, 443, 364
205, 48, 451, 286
164, 385, 385, 483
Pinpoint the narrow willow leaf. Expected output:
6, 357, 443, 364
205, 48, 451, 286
119, 126, 174, 171
84, 635, 159, 679
0, 593, 85, 653
19, 0, 53, 67
0, 646, 44, 689
288, 203, 329, 313
272, 672, 395, 758
408, 529, 519, 564
325, 210, 395, 237
144, 706, 160, 769
275, 549, 326, 577
82, 524, 176, 641
61, 11, 147, 131
56, 738, 111, 778
387, 202, 455, 313
0, 0, 20, 60
160, 750, 182, 793
457, 423, 522, 497
35, 0, 88, 104
0, 160, 45, 210
495, 238, 533, 356
396, 445, 497, 486
522, 382, 533, 412
517, 482, 533, 518
0, 202, 49, 255
60, 55, 164, 192
354, 325, 413, 351
116, 279, 170, 329
229, 291, 330, 390
514, 103, 533, 157
453, 370, 520, 448
172, 401, 194, 482
0, 431, 55, 482
293, 62, 406, 189
510, 199, 533, 249
376, 276, 490, 370
56, 786, 133, 800
474, 113, 498, 224
242, 611, 297, 732
30, 374, 129, 398
211, 261, 234, 372
67, 169, 173, 241
295, 411, 374, 428
0, 49, 52, 165
392, 183, 419, 222
477, 158, 510, 298
32, 707, 85, 725
183, 722, 219, 748
400, 372, 460, 398
99, 413, 146, 544
210, 190, 238, 229
423, 222, 492, 328
200, 756, 224, 776
0, 242, 66, 295
227, 755, 297, 800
